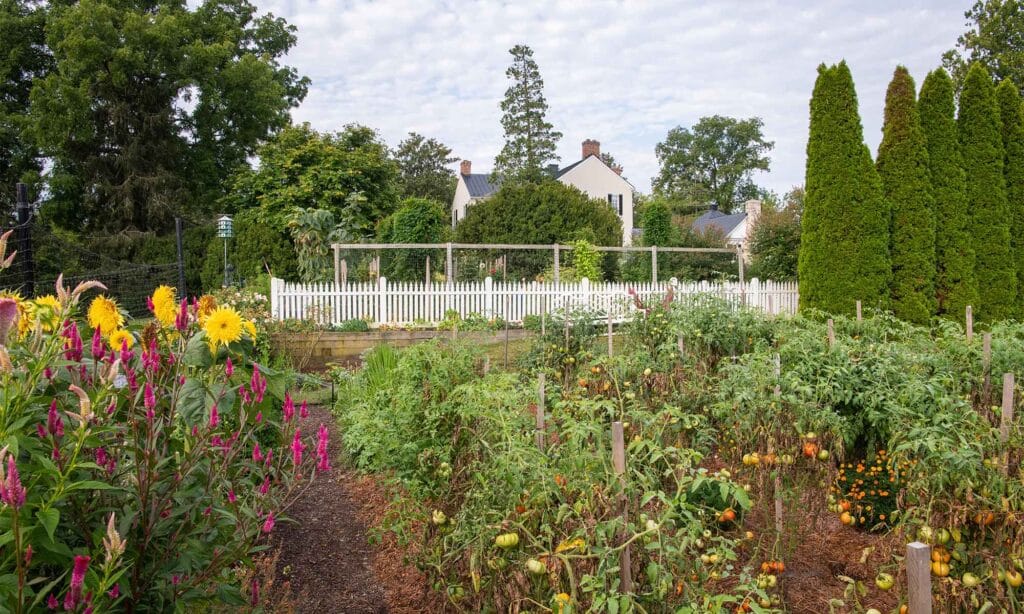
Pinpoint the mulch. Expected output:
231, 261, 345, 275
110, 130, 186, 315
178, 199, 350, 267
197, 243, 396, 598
270, 405, 444, 614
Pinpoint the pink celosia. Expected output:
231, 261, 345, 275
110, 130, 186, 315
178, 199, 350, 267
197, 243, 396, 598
0, 455, 26, 508
106, 400, 116, 415
90, 326, 105, 360
108, 585, 119, 599
258, 475, 270, 495
62, 321, 82, 362
250, 578, 260, 606
119, 340, 133, 365
211, 435, 223, 448
144, 382, 156, 421
43, 367, 52, 380
240, 386, 251, 405
300, 400, 309, 419
252, 443, 262, 462
262, 513, 275, 533
263, 449, 272, 467
228, 490, 237, 504
282, 393, 294, 422
146, 296, 155, 313
175, 299, 189, 332
225, 357, 234, 378
250, 368, 267, 403
142, 340, 160, 374
95, 448, 108, 468
36, 424, 46, 439
209, 404, 219, 428
0, 298, 19, 346
63, 554, 90, 610
254, 411, 262, 423
316, 423, 331, 472
47, 594, 58, 610
290, 429, 305, 466
47, 400, 63, 438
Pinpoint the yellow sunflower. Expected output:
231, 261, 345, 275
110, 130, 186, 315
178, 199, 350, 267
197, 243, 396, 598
88, 295, 124, 336
108, 329, 135, 351
203, 306, 243, 347
33, 295, 61, 332
151, 285, 178, 327
242, 319, 258, 339
196, 295, 217, 325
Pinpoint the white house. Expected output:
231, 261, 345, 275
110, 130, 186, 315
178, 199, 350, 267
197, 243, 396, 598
690, 199, 763, 261
451, 139, 635, 245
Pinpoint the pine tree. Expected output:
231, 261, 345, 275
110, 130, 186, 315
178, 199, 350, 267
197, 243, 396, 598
493, 45, 562, 183
996, 79, 1024, 314
919, 68, 978, 318
959, 63, 1017, 321
876, 66, 936, 323
798, 62, 890, 314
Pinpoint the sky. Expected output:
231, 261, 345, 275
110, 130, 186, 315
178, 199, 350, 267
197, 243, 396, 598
252, 0, 972, 196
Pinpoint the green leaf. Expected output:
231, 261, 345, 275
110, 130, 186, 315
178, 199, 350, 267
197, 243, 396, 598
183, 333, 212, 367
36, 508, 59, 542
66, 481, 121, 492
178, 378, 208, 424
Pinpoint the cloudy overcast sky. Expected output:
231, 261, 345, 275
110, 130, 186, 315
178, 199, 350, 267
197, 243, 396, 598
253, 0, 971, 196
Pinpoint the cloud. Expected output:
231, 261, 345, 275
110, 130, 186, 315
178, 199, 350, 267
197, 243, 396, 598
255, 0, 969, 196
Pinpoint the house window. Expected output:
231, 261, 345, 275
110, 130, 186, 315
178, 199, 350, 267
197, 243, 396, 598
608, 194, 623, 216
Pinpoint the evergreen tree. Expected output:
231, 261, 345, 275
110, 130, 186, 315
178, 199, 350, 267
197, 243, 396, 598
919, 68, 978, 318
493, 45, 562, 183
876, 66, 936, 323
798, 62, 890, 314
959, 63, 1017, 321
996, 79, 1024, 313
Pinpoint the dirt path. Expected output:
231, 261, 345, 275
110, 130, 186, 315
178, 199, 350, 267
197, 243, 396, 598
271, 406, 443, 614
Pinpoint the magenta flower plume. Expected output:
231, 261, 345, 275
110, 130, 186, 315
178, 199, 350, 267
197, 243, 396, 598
263, 448, 272, 467
250, 578, 260, 606
262, 512, 275, 533
282, 393, 294, 422
300, 400, 309, 419
252, 443, 263, 462
142, 340, 160, 373
228, 490, 237, 504
90, 326, 105, 360
255, 411, 263, 423
143, 382, 156, 420
290, 429, 305, 466
47, 400, 64, 438
63, 554, 90, 610
62, 321, 83, 361
250, 367, 267, 403
0, 298, 19, 346
209, 404, 219, 428
0, 455, 27, 509
225, 357, 234, 378
119, 339, 133, 365
47, 594, 58, 610
259, 475, 270, 495
240, 386, 251, 405
316, 424, 331, 472
175, 299, 189, 332
146, 296, 155, 313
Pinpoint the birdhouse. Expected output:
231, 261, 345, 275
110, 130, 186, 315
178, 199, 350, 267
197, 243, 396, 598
216, 215, 234, 238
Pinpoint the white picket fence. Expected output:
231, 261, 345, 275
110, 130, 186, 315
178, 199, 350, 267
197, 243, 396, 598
270, 277, 798, 326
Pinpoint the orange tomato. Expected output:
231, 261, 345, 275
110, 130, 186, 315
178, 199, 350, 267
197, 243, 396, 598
802, 441, 820, 458
718, 508, 737, 523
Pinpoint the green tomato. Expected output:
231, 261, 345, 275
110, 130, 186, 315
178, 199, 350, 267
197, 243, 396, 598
875, 573, 894, 590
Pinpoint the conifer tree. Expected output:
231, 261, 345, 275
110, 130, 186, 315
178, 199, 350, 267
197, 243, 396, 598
919, 68, 978, 318
996, 79, 1024, 313
876, 66, 936, 323
798, 62, 890, 314
493, 45, 562, 183
959, 63, 1017, 321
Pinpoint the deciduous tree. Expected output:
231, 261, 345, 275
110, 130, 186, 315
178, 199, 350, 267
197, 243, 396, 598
394, 133, 457, 205
943, 0, 1024, 94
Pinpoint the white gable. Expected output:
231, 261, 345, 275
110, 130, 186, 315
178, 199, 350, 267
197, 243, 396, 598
556, 156, 635, 245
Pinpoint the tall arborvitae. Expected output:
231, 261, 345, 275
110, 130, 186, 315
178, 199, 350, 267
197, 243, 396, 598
876, 66, 936, 323
959, 63, 1017, 321
919, 68, 978, 318
996, 79, 1024, 315
799, 61, 890, 314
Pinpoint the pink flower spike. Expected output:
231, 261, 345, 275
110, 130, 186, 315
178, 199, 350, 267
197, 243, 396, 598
91, 326, 105, 360
108, 585, 119, 599
240, 386, 251, 405
290, 429, 306, 466
143, 382, 156, 420
262, 512, 275, 533
106, 400, 116, 415
1, 455, 26, 508
250, 578, 260, 606
282, 393, 294, 422
316, 423, 331, 472
225, 357, 234, 378
146, 296, 155, 313
255, 411, 262, 423
47, 400, 63, 437
43, 367, 52, 380
252, 443, 263, 462
300, 400, 309, 419
175, 299, 189, 332
209, 404, 219, 428
64, 555, 90, 611
258, 475, 270, 495
228, 490, 237, 504
263, 448, 272, 467
0, 298, 19, 346
47, 595, 58, 610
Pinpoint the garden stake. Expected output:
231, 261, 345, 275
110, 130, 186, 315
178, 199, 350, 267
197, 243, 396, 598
773, 353, 783, 536
983, 333, 992, 405
1001, 373, 1015, 474
611, 421, 632, 594
966, 305, 974, 343
906, 541, 932, 613
482, 356, 490, 375
504, 294, 510, 369
536, 374, 546, 451
607, 310, 613, 358
856, 300, 862, 322
827, 319, 835, 348
541, 296, 546, 335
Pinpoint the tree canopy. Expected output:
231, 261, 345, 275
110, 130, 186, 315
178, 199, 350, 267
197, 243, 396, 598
393, 132, 457, 206
29, 0, 308, 233
377, 198, 449, 281
493, 45, 562, 183
943, 0, 1024, 94
222, 123, 400, 239
653, 115, 773, 213
798, 61, 891, 315
996, 78, 1024, 312
876, 66, 936, 323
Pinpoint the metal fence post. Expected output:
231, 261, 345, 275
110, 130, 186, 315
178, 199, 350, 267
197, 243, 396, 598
175, 217, 187, 297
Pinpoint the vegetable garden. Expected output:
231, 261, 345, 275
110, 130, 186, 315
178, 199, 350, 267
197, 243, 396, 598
334, 293, 1024, 613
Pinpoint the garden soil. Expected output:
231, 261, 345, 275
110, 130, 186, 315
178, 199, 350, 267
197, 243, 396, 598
271, 405, 444, 613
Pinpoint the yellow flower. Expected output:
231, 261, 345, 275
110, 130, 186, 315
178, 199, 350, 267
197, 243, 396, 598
0, 291, 32, 338
242, 319, 258, 339
553, 593, 572, 614
33, 295, 61, 332
108, 329, 135, 351
88, 296, 124, 336
203, 306, 243, 347
196, 295, 217, 325
151, 285, 178, 327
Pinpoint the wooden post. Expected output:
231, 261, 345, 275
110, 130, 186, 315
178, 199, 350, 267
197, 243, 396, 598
737, 246, 745, 285
504, 294, 510, 369
611, 421, 632, 594
425, 255, 431, 284
1001, 373, 1015, 473
677, 336, 685, 358
607, 310, 614, 357
536, 374, 546, 451
553, 244, 560, 285
446, 242, 453, 285
773, 353, 783, 535
906, 542, 932, 614
333, 247, 341, 286
856, 300, 862, 322
982, 333, 993, 403
966, 305, 974, 343
827, 319, 835, 348
651, 246, 658, 284
341, 259, 348, 285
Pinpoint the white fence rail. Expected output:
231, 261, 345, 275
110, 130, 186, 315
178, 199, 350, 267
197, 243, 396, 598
270, 277, 798, 326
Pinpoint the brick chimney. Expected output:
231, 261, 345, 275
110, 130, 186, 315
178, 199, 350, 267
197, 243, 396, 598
460, 160, 472, 175
582, 139, 600, 159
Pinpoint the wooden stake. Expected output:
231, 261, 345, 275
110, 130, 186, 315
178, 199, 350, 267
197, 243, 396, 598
504, 294, 510, 369
341, 259, 348, 285
677, 336, 685, 358
333, 247, 341, 286
611, 421, 632, 594
966, 305, 974, 343
983, 333, 993, 403
482, 356, 490, 375
827, 319, 835, 348
1001, 373, 1015, 473
855, 300, 862, 322
906, 541, 932, 614
425, 255, 431, 284
607, 310, 614, 357
536, 374, 546, 451
773, 353, 783, 535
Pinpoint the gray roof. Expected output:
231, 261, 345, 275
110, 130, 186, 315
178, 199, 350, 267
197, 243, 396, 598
463, 173, 500, 198
554, 157, 587, 178
692, 209, 746, 236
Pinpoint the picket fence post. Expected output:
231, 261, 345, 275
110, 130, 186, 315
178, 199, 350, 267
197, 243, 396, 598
377, 276, 388, 325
